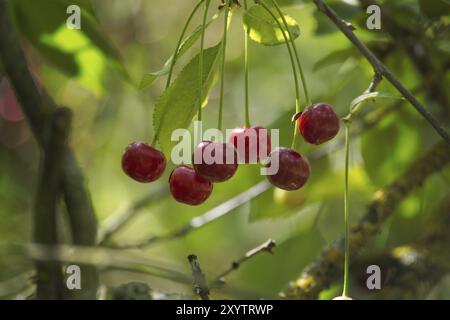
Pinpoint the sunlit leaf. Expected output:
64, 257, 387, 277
243, 4, 300, 46
153, 44, 222, 156
11, 0, 128, 94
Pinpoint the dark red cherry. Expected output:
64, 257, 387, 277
169, 166, 213, 205
296, 103, 340, 145
266, 147, 310, 190
192, 141, 238, 182
228, 126, 271, 163
122, 142, 166, 183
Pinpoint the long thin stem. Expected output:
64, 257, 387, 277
258, 2, 301, 149
198, 0, 212, 122
342, 123, 350, 297
269, 0, 311, 106
243, 0, 251, 128
218, 1, 230, 132
166, 0, 205, 89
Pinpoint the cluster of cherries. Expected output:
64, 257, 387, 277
122, 103, 340, 205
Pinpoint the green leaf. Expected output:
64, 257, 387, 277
140, 13, 220, 89
350, 92, 404, 111
243, 4, 300, 46
153, 44, 222, 156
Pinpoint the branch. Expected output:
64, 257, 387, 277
313, 0, 450, 145
283, 141, 450, 299
0, 0, 98, 298
187, 255, 210, 300
113, 181, 271, 249
33, 108, 71, 299
97, 186, 168, 245
213, 239, 276, 287
358, 0, 449, 118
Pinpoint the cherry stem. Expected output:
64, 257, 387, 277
342, 122, 350, 297
152, 0, 206, 147
198, 0, 212, 122
258, 2, 301, 149
243, 0, 251, 128
218, 1, 231, 132
269, 0, 311, 107
166, 0, 206, 89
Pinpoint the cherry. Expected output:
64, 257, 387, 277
295, 103, 340, 145
228, 126, 271, 163
122, 142, 166, 183
169, 166, 213, 205
266, 147, 310, 190
192, 141, 238, 182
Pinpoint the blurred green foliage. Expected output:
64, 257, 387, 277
0, 0, 449, 299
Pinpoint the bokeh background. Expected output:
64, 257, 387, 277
0, 0, 449, 299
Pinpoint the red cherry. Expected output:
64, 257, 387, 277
228, 126, 271, 163
192, 141, 238, 182
297, 103, 340, 145
266, 147, 310, 190
169, 166, 213, 205
122, 142, 166, 183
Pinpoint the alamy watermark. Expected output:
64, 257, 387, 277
66, 5, 81, 30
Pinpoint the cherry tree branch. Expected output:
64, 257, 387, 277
0, 0, 98, 299
283, 141, 450, 299
33, 108, 72, 299
358, 0, 449, 118
313, 0, 450, 145
112, 181, 271, 249
97, 186, 168, 245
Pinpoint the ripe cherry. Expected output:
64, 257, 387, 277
228, 126, 271, 163
192, 141, 238, 182
295, 103, 340, 145
266, 147, 310, 191
122, 142, 166, 183
169, 166, 213, 205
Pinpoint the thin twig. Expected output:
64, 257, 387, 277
213, 239, 276, 286
313, 0, 450, 145
365, 72, 382, 94
113, 180, 271, 249
187, 255, 210, 300
97, 186, 168, 245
